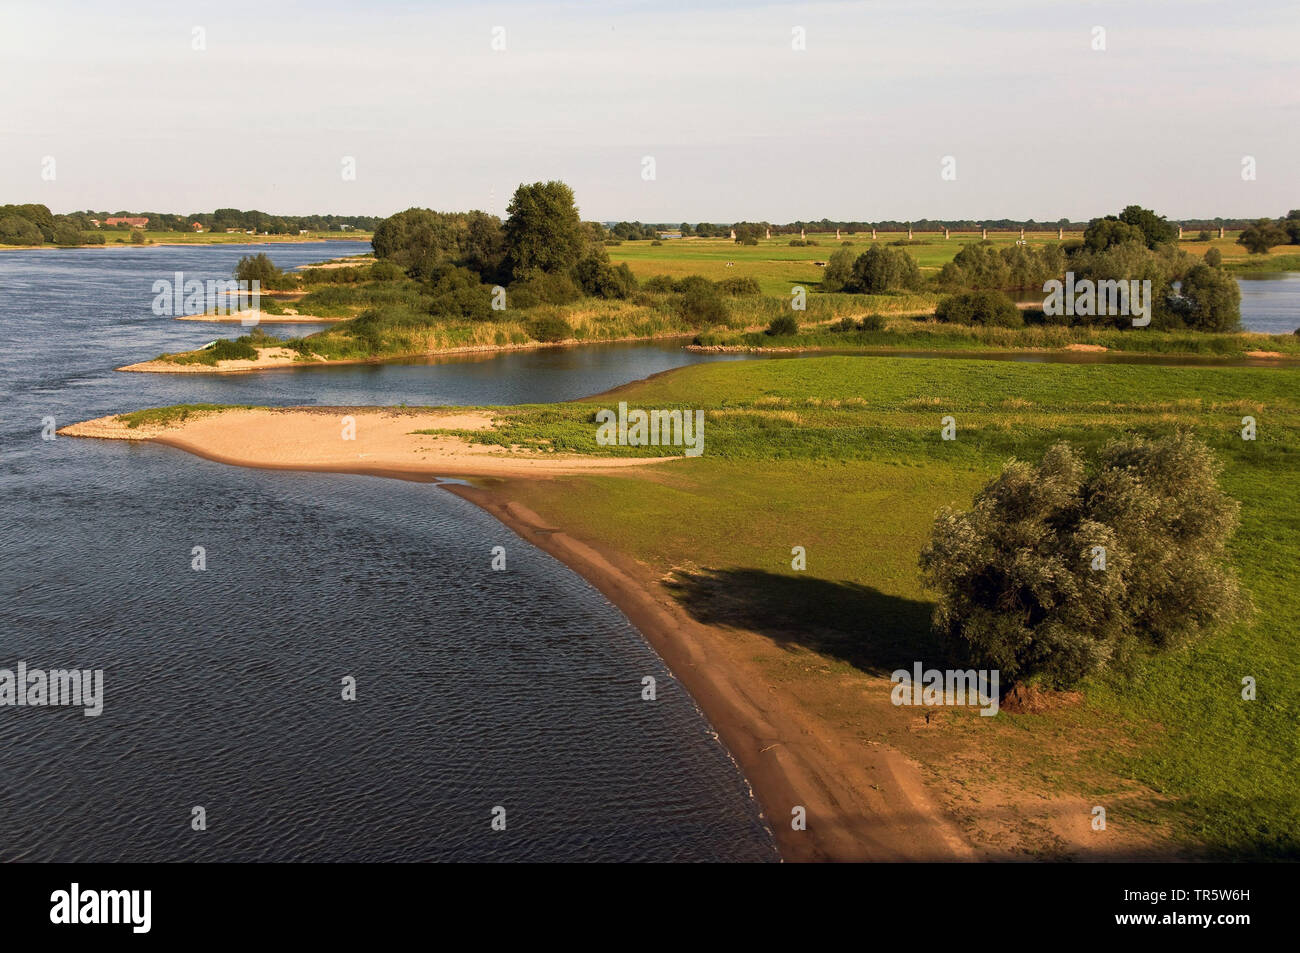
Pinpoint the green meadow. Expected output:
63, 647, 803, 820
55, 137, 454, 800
444, 356, 1300, 858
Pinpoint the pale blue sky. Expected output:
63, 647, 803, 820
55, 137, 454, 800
1, 0, 1295, 221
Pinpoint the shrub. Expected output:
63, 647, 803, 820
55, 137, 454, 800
207, 338, 259, 361
508, 271, 580, 309
1204, 247, 1223, 268
934, 290, 1022, 327
527, 314, 573, 342
847, 244, 922, 293
643, 274, 675, 294
919, 435, 1248, 687
573, 254, 636, 299
1174, 264, 1241, 332
857, 313, 885, 331
714, 276, 761, 296
830, 316, 857, 332
369, 260, 405, 281
766, 314, 799, 336
235, 253, 283, 285
821, 246, 856, 292
674, 275, 729, 327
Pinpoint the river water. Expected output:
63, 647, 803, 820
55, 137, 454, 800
0, 243, 777, 862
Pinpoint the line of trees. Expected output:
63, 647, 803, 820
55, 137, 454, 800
0, 203, 380, 245
818, 205, 1244, 332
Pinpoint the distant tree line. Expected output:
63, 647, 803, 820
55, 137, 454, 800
0, 203, 380, 246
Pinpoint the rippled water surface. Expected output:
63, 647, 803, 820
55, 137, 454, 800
0, 244, 778, 861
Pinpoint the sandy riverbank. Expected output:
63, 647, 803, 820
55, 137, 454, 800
117, 334, 698, 374
60, 403, 981, 862
175, 312, 348, 324
59, 407, 677, 477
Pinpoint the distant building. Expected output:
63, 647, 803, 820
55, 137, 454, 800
299, 229, 309, 235
105, 216, 148, 228
190, 222, 203, 232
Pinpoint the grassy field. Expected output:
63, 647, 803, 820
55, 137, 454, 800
440, 356, 1300, 858
604, 230, 1291, 294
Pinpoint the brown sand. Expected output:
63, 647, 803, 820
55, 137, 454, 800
60, 404, 982, 862
59, 407, 678, 477
118, 347, 310, 373
174, 312, 347, 324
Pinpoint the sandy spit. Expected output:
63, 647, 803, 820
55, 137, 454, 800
58, 407, 679, 477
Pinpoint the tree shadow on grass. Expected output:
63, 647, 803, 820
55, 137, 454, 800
664, 567, 954, 676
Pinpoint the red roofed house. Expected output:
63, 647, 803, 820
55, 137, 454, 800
105, 217, 149, 228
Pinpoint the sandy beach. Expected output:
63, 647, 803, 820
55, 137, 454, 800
59, 407, 678, 477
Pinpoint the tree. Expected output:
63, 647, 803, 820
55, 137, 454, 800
673, 275, 728, 327
1116, 205, 1177, 247
1175, 264, 1240, 331
821, 246, 856, 292
846, 244, 921, 293
573, 251, 636, 299
0, 215, 42, 245
503, 181, 585, 280
934, 290, 1022, 327
1204, 247, 1222, 267
1082, 217, 1146, 251
1237, 220, 1288, 255
919, 434, 1247, 687
371, 207, 505, 280
235, 253, 283, 284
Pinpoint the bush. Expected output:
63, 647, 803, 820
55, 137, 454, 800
830, 316, 857, 332
674, 275, 729, 326
934, 290, 1022, 327
508, 271, 580, 309
235, 253, 283, 285
766, 314, 799, 336
1204, 247, 1223, 268
847, 244, 922, 293
369, 260, 405, 281
1175, 264, 1241, 332
858, 313, 885, 331
714, 276, 761, 296
821, 246, 856, 292
527, 314, 573, 342
206, 338, 259, 361
643, 274, 675, 294
919, 435, 1248, 687
573, 254, 636, 299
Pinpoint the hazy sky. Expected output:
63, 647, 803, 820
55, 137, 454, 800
1, 0, 1295, 222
